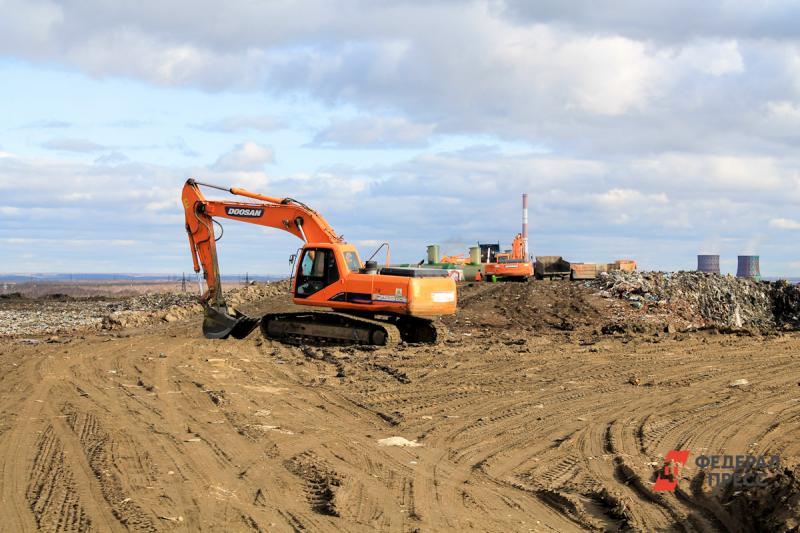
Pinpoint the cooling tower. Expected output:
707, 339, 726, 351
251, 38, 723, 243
736, 255, 761, 280
697, 255, 720, 274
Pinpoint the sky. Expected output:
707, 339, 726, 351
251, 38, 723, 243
1, 0, 800, 277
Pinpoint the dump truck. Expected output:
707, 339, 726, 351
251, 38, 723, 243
534, 256, 571, 280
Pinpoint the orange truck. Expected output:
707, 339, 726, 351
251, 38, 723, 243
182, 179, 456, 345
484, 233, 533, 281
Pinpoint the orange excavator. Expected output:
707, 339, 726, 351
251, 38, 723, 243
182, 179, 457, 345
483, 233, 533, 281
439, 254, 469, 265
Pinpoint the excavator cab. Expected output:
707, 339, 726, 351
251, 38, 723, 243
294, 247, 341, 298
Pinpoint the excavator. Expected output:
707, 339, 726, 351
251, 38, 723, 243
182, 179, 457, 345
483, 233, 533, 281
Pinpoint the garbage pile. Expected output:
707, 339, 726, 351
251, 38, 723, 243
226, 280, 290, 307
0, 281, 290, 337
714, 465, 800, 532
770, 280, 800, 328
102, 281, 290, 331
101, 292, 203, 330
0, 301, 109, 337
590, 271, 795, 330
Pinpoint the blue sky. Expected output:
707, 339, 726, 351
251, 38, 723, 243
1, 0, 800, 276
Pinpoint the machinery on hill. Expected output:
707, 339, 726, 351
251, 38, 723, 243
439, 254, 469, 265
570, 259, 637, 280
182, 179, 456, 345
484, 233, 533, 281
534, 256, 572, 280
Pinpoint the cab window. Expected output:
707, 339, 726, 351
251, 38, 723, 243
343, 251, 362, 272
300, 251, 316, 276
295, 248, 340, 298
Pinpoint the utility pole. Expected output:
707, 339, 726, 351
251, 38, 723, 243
181, 272, 187, 292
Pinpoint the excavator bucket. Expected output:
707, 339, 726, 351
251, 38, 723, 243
202, 303, 260, 339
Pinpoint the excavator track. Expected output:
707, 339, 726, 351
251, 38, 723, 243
260, 312, 442, 346
261, 312, 401, 346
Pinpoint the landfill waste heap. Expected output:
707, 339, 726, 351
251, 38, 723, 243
591, 270, 800, 330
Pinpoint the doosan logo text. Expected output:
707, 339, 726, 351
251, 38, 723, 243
225, 207, 263, 218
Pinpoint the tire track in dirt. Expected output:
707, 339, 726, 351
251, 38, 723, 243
61, 402, 158, 532
2, 281, 800, 531
26, 425, 93, 532
332, 283, 800, 531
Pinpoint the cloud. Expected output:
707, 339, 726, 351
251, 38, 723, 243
769, 217, 800, 230
311, 116, 436, 148
192, 115, 283, 132
107, 119, 151, 128
498, 1, 800, 42
21, 119, 71, 129
94, 151, 130, 165
675, 39, 744, 76
1, 141, 800, 275
594, 188, 669, 207
166, 137, 199, 157
211, 141, 275, 171
0, 0, 797, 159
42, 138, 106, 153
2, 1, 800, 275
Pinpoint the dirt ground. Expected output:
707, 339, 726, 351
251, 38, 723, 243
1, 280, 798, 532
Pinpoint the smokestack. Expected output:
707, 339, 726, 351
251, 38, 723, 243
522, 193, 529, 260
736, 255, 761, 280
697, 255, 720, 274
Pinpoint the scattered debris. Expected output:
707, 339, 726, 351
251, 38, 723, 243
158, 516, 184, 523
729, 379, 750, 387
377, 437, 423, 447
0, 281, 289, 337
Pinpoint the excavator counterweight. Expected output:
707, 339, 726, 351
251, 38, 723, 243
182, 179, 457, 344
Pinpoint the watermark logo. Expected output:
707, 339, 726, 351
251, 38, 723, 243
695, 454, 780, 488
653, 451, 781, 492
654, 450, 690, 492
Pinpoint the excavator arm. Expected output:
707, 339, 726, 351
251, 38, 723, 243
182, 178, 343, 338
511, 233, 525, 260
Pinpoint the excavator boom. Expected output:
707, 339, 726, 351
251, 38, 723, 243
183, 179, 345, 338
